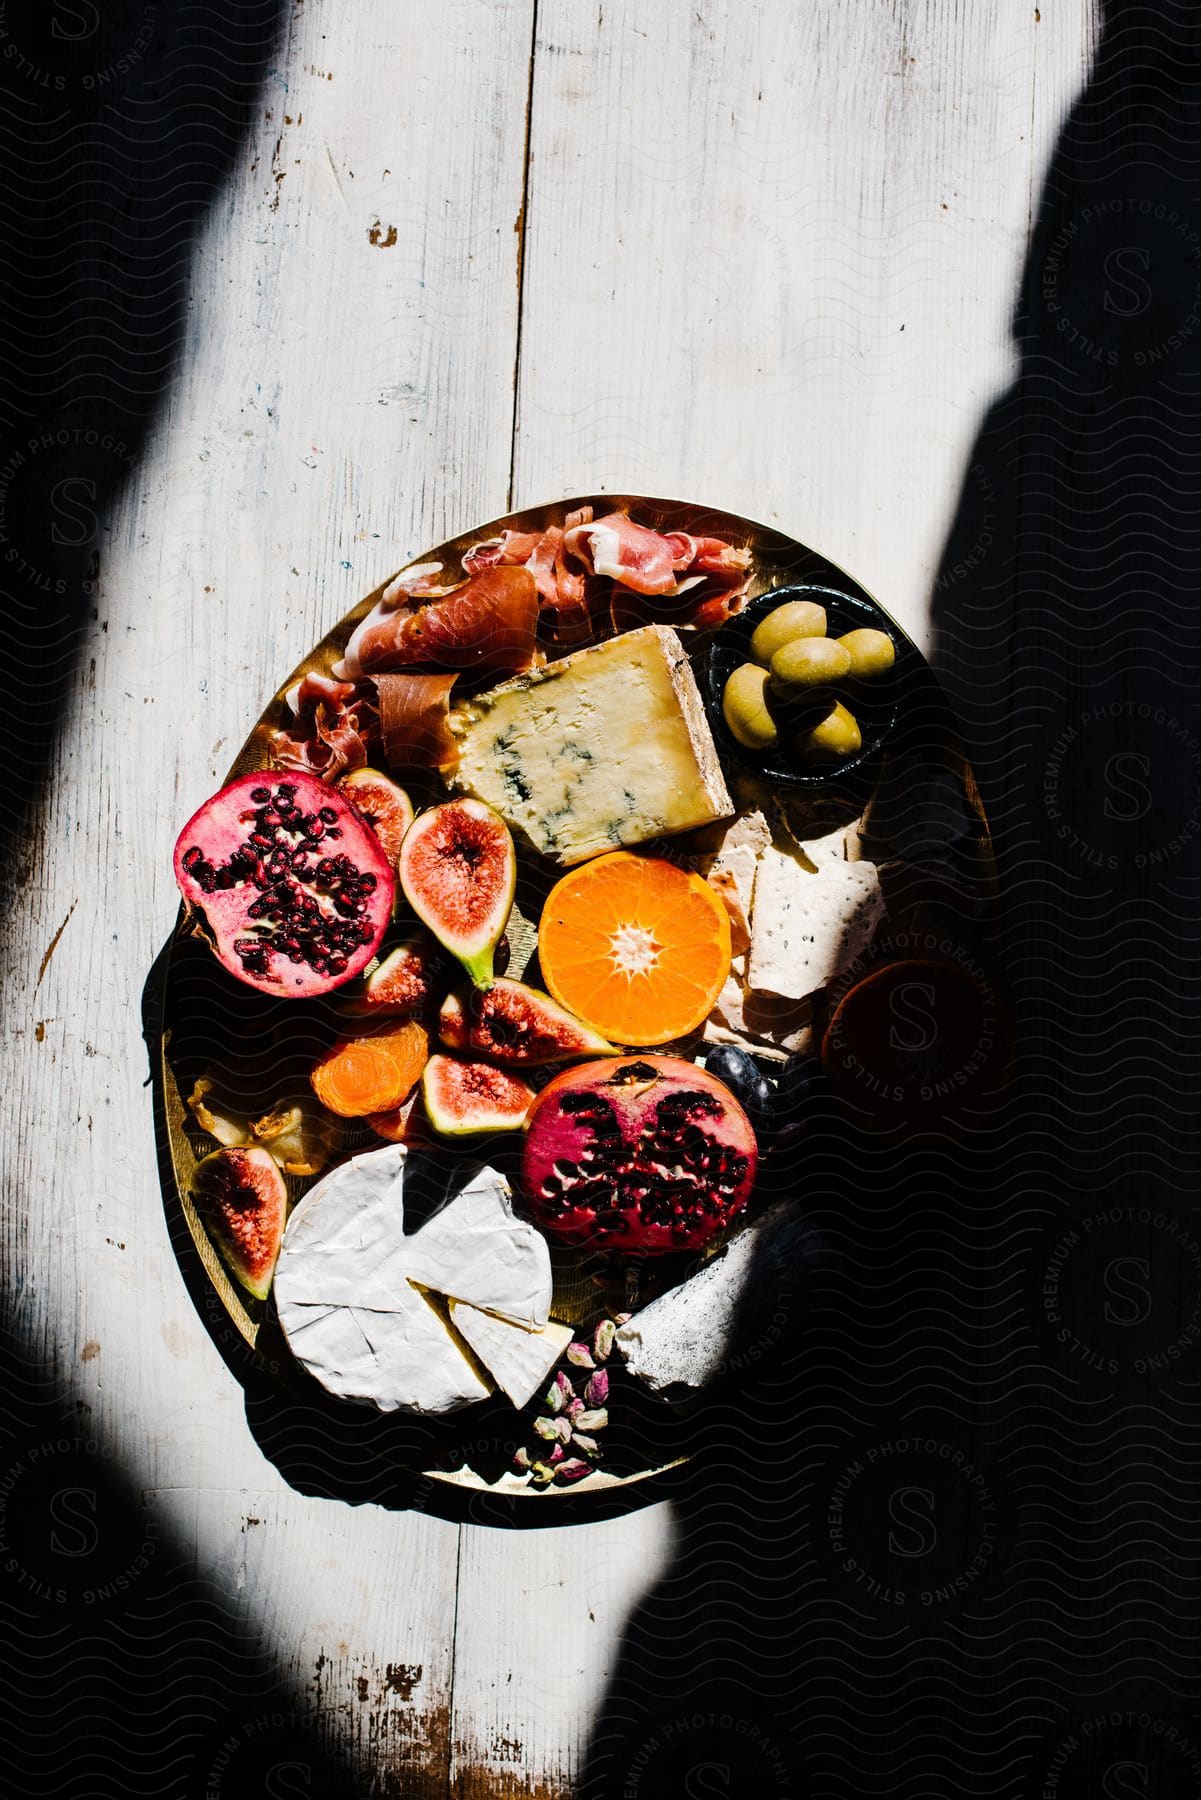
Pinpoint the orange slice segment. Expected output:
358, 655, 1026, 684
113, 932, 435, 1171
538, 852, 732, 1046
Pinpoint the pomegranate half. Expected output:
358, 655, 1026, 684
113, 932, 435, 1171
174, 770, 395, 997
521, 1055, 758, 1254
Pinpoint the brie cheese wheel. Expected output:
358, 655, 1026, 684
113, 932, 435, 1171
274, 1145, 552, 1413
447, 1303, 574, 1410
615, 1202, 804, 1397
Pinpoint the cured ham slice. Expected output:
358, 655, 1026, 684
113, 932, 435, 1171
685, 537, 753, 578
380, 562, 460, 605
283, 671, 356, 716
563, 512, 679, 595
461, 530, 543, 576
376, 671, 460, 773
454, 506, 747, 639
270, 674, 378, 780
336, 567, 539, 681
559, 512, 751, 625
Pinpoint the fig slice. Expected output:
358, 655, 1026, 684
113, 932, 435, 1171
439, 978, 613, 1066
339, 767, 415, 867
356, 931, 447, 1015
191, 1146, 287, 1302
398, 798, 516, 989
421, 1054, 536, 1136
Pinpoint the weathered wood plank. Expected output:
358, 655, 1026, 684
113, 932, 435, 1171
449, 1513, 672, 1797
512, 0, 1092, 652
3, 4, 532, 1795
446, 4, 1094, 1792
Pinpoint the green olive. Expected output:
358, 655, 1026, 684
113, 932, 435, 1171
769, 636, 853, 693
749, 600, 827, 667
837, 627, 895, 678
722, 662, 779, 752
792, 700, 862, 763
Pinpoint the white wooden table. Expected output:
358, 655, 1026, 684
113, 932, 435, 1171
7, 3, 1096, 1792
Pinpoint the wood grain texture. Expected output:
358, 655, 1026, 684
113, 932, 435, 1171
515, 0, 1095, 652
1, 1, 1098, 1794
4, 5, 532, 1795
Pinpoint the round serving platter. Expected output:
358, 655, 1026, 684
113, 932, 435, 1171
153, 493, 999, 1511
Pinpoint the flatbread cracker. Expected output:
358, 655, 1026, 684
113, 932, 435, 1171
748, 846, 884, 1001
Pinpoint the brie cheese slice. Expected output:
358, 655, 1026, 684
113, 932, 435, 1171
404, 1176, 551, 1328
274, 1144, 553, 1413
447, 1303, 574, 1410
284, 1282, 491, 1413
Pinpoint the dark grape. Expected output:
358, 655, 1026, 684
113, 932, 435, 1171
703, 1045, 775, 1140
702, 1045, 758, 1100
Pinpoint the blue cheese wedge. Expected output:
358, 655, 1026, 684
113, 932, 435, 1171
450, 624, 733, 864
447, 1303, 573, 1409
274, 1145, 552, 1414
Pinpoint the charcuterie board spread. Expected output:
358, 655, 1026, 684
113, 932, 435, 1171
159, 496, 999, 1500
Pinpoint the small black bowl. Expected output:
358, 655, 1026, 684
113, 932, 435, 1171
700, 584, 903, 788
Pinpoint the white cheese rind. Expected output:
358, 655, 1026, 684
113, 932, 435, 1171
274, 1145, 552, 1413
447, 1303, 574, 1409
615, 1202, 803, 1396
450, 624, 732, 865
404, 1177, 551, 1329
283, 1284, 491, 1413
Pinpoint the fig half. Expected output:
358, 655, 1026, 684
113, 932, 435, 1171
439, 978, 613, 1065
191, 1146, 287, 1302
421, 1054, 536, 1136
339, 767, 415, 867
398, 798, 516, 989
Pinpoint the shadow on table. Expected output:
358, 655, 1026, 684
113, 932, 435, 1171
0, 5, 358, 1797
579, 2, 1201, 1794
0, 1317, 370, 1800
0, 0, 287, 914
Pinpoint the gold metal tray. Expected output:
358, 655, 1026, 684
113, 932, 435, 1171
149, 494, 996, 1514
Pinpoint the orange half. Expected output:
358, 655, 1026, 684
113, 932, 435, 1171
538, 852, 732, 1046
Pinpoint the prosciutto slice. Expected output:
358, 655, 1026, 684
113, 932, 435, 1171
336, 566, 538, 681
380, 561, 460, 605
269, 674, 378, 780
562, 512, 680, 595
460, 511, 599, 641
462, 530, 543, 576
376, 671, 460, 774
